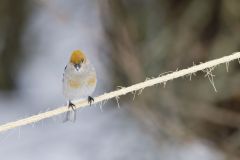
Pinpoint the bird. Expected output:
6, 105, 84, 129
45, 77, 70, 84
63, 50, 97, 122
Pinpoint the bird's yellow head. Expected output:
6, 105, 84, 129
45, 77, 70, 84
70, 50, 86, 64
70, 50, 86, 71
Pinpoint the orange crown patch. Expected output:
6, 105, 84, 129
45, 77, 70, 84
70, 50, 86, 64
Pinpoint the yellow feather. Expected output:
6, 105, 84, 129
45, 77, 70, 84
68, 79, 81, 88
87, 77, 96, 86
70, 50, 86, 64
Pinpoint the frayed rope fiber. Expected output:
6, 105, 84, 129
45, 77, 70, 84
0, 52, 240, 132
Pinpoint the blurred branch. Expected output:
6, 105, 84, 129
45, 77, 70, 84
0, 0, 28, 90
0, 52, 239, 132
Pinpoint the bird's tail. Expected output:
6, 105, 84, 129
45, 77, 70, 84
63, 110, 76, 123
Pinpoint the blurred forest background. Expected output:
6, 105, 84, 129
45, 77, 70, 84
0, 0, 240, 160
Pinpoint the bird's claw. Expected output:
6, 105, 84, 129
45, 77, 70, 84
68, 101, 76, 111
88, 96, 94, 106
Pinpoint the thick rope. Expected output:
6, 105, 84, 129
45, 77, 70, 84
0, 52, 240, 132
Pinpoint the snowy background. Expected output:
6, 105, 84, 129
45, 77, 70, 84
0, 0, 226, 159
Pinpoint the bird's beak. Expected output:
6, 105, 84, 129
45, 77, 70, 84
74, 64, 81, 71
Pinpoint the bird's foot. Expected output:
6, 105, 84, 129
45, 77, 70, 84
68, 101, 76, 111
88, 96, 94, 106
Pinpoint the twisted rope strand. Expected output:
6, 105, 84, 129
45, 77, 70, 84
0, 52, 240, 132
